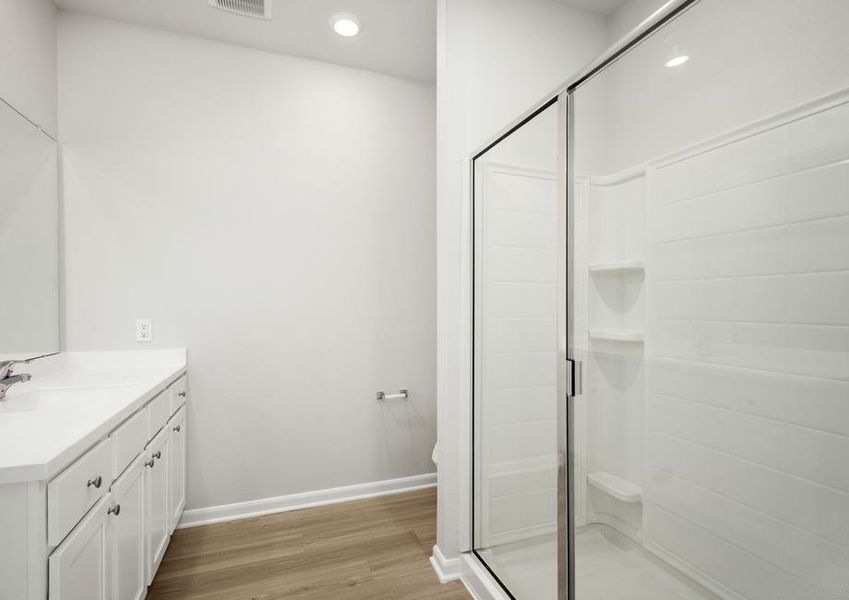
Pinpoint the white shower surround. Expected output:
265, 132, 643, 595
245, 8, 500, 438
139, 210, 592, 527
471, 84, 849, 600
572, 86, 849, 600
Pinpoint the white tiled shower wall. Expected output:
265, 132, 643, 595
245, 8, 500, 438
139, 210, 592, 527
645, 94, 849, 600
475, 107, 561, 546
478, 162, 559, 545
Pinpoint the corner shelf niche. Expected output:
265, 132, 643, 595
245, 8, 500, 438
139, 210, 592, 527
582, 169, 648, 543
587, 256, 645, 343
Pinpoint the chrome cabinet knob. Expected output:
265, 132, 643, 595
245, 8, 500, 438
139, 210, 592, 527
107, 504, 121, 516
173, 425, 181, 432
145, 459, 155, 468
178, 391, 187, 398
87, 475, 103, 489
153, 451, 162, 459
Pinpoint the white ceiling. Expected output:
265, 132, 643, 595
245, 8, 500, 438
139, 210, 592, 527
556, 0, 630, 14
53, 0, 630, 83
53, 0, 437, 83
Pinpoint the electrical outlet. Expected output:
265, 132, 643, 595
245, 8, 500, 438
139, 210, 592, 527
136, 319, 153, 342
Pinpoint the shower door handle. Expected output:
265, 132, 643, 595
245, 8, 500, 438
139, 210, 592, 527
564, 358, 582, 397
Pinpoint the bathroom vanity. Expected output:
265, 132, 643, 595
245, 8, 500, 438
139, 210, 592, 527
0, 350, 188, 600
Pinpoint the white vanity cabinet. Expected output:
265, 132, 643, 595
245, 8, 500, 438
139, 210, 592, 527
1, 368, 189, 600
144, 427, 170, 584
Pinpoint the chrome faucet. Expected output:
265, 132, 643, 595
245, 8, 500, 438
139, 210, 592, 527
0, 360, 33, 400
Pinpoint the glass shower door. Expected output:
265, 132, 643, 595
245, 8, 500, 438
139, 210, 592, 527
569, 1, 849, 599
472, 100, 566, 599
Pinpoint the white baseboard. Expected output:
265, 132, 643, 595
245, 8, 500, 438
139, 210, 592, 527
429, 547, 512, 600
430, 545, 462, 583
178, 472, 436, 529
460, 552, 511, 600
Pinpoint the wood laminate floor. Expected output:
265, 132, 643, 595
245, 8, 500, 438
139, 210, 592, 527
147, 487, 470, 599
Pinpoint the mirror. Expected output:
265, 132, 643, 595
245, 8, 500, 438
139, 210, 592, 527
0, 99, 59, 359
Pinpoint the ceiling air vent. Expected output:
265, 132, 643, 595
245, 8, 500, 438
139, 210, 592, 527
209, 0, 271, 20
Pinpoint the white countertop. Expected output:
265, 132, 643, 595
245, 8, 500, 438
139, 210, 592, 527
0, 349, 187, 485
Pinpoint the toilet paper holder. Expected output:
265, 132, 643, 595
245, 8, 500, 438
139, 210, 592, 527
377, 389, 408, 401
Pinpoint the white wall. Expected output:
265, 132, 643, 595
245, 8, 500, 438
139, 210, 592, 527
606, 0, 667, 43
58, 13, 437, 512
436, 0, 608, 560
0, 0, 57, 135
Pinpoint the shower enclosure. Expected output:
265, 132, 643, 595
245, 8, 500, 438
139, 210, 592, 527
471, 1, 849, 598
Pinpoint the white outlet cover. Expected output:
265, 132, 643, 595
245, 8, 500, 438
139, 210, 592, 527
136, 319, 152, 342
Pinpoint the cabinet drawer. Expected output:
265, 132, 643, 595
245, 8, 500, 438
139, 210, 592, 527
170, 374, 188, 416
48, 437, 113, 547
111, 406, 149, 481
148, 390, 170, 438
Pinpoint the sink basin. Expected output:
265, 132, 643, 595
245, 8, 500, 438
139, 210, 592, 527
0, 385, 136, 413
0, 389, 78, 413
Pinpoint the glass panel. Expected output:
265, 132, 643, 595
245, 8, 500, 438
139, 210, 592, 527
0, 101, 59, 358
571, 1, 849, 599
473, 101, 562, 599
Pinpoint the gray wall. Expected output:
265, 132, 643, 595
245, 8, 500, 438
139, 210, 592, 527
58, 14, 437, 512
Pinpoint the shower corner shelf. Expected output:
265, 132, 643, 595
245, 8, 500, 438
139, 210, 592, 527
588, 329, 645, 343
588, 259, 645, 274
587, 472, 643, 503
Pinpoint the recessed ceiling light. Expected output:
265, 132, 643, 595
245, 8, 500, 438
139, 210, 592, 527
331, 13, 362, 37
665, 54, 690, 68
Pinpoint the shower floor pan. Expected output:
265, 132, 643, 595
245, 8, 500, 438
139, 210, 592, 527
476, 524, 720, 600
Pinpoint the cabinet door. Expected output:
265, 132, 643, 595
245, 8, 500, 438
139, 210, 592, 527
169, 374, 188, 416
49, 496, 110, 600
107, 454, 145, 600
144, 428, 170, 585
168, 407, 186, 533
